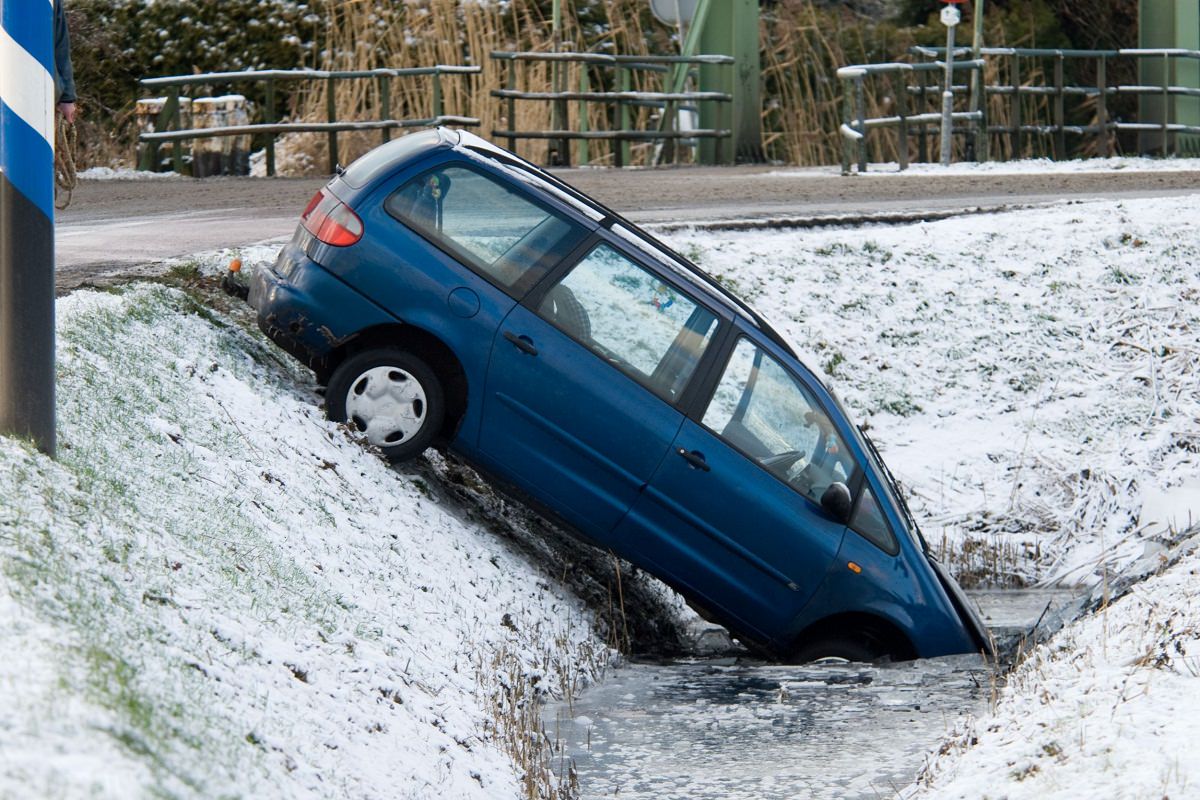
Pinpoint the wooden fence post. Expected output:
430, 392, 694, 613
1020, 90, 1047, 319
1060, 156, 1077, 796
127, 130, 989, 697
855, 74, 867, 172
326, 75, 339, 174
1010, 55, 1022, 159
170, 85, 184, 174
506, 60, 517, 154
1161, 51, 1171, 155
618, 67, 631, 167
380, 74, 391, 144
1053, 53, 1066, 159
578, 64, 590, 165
918, 69, 930, 163
1097, 56, 1109, 157
265, 76, 277, 177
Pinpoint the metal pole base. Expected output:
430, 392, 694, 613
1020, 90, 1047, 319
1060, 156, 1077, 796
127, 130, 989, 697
0, 171, 56, 456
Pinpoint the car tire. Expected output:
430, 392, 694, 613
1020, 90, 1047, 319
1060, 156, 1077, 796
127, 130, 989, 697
327, 348, 444, 463
790, 635, 882, 665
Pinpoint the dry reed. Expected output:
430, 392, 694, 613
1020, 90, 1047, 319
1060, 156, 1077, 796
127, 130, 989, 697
272, 1, 1103, 173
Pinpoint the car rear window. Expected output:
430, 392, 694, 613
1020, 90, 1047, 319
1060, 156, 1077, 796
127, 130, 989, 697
386, 165, 586, 291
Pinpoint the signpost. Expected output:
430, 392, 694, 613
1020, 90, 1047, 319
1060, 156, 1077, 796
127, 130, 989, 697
939, 0, 964, 166
0, 0, 57, 456
969, 0, 987, 161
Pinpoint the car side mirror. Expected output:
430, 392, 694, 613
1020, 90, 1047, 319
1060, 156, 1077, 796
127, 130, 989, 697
820, 482, 853, 524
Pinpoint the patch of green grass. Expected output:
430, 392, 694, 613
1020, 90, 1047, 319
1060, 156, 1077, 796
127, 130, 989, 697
1106, 264, 1139, 285
165, 261, 202, 284
822, 350, 845, 377
876, 393, 923, 417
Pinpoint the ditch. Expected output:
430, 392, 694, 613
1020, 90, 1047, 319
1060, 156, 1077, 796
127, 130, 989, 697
545, 589, 1084, 800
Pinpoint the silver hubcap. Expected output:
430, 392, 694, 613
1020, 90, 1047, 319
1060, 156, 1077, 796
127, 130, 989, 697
344, 366, 428, 447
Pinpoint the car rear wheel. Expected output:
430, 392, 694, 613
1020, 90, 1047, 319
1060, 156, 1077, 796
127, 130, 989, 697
327, 349, 444, 462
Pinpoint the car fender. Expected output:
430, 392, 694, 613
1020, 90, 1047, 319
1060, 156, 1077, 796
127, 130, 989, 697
783, 530, 979, 659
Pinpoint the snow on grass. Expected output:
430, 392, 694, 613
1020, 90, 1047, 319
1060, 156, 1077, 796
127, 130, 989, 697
662, 194, 1200, 588
0, 284, 609, 797
904, 530, 1200, 799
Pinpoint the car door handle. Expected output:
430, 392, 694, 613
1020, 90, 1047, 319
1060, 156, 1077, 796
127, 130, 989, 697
503, 331, 538, 356
676, 448, 711, 472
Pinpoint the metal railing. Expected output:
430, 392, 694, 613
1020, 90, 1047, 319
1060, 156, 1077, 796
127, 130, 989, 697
837, 59, 985, 174
137, 66, 481, 176
490, 51, 734, 167
838, 47, 1200, 173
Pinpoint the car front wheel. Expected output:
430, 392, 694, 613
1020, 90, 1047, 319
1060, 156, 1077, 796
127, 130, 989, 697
790, 635, 883, 665
326, 348, 444, 462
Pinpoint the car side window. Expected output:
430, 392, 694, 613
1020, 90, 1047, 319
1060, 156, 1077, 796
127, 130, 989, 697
537, 242, 719, 401
702, 337, 856, 507
386, 165, 584, 291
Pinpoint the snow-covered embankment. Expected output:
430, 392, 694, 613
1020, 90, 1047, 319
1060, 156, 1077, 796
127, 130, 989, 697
0, 285, 611, 797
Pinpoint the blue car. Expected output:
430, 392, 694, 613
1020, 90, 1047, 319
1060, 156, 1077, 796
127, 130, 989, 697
249, 128, 992, 662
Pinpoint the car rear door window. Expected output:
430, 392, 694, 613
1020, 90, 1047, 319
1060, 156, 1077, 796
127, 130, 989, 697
386, 165, 584, 291
703, 337, 856, 507
537, 242, 719, 402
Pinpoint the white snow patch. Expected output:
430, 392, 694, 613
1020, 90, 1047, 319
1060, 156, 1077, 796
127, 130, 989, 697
78, 166, 184, 181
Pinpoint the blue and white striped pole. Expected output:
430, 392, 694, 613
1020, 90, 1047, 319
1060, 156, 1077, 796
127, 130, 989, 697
0, 0, 57, 455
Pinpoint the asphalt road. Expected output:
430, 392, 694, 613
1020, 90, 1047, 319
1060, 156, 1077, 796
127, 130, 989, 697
55, 166, 1200, 290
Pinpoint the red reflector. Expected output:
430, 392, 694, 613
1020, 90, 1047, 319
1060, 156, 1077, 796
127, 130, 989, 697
300, 189, 324, 221
301, 187, 363, 247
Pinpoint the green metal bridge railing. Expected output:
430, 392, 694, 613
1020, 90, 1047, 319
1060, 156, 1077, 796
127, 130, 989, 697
838, 47, 1200, 174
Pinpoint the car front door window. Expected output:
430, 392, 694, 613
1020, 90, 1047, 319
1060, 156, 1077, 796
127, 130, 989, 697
538, 242, 719, 401
703, 337, 855, 506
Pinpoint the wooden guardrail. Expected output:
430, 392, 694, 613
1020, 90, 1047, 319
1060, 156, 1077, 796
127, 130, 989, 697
137, 66, 481, 176
490, 51, 734, 167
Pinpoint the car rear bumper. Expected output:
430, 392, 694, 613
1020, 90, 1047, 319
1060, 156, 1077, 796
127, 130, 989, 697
250, 239, 393, 377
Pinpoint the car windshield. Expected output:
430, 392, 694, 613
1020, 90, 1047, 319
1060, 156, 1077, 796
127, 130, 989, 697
858, 427, 928, 555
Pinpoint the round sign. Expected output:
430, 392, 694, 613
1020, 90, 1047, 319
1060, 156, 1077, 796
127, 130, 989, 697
650, 0, 699, 26
940, 5, 961, 26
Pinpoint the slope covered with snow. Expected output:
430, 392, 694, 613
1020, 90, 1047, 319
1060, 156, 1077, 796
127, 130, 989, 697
0, 285, 613, 797
906, 531, 1200, 799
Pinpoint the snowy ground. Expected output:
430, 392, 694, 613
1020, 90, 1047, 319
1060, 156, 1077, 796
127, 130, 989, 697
904, 530, 1200, 799
0, 284, 626, 797
4, 183, 1200, 797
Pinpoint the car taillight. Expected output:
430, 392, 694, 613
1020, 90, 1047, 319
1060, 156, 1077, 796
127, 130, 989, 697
300, 187, 363, 247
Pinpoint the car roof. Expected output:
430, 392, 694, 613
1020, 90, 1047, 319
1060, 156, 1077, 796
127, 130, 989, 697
447, 129, 798, 359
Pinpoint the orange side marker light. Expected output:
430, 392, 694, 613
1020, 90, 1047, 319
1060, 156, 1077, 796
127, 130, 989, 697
847, 562, 862, 574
